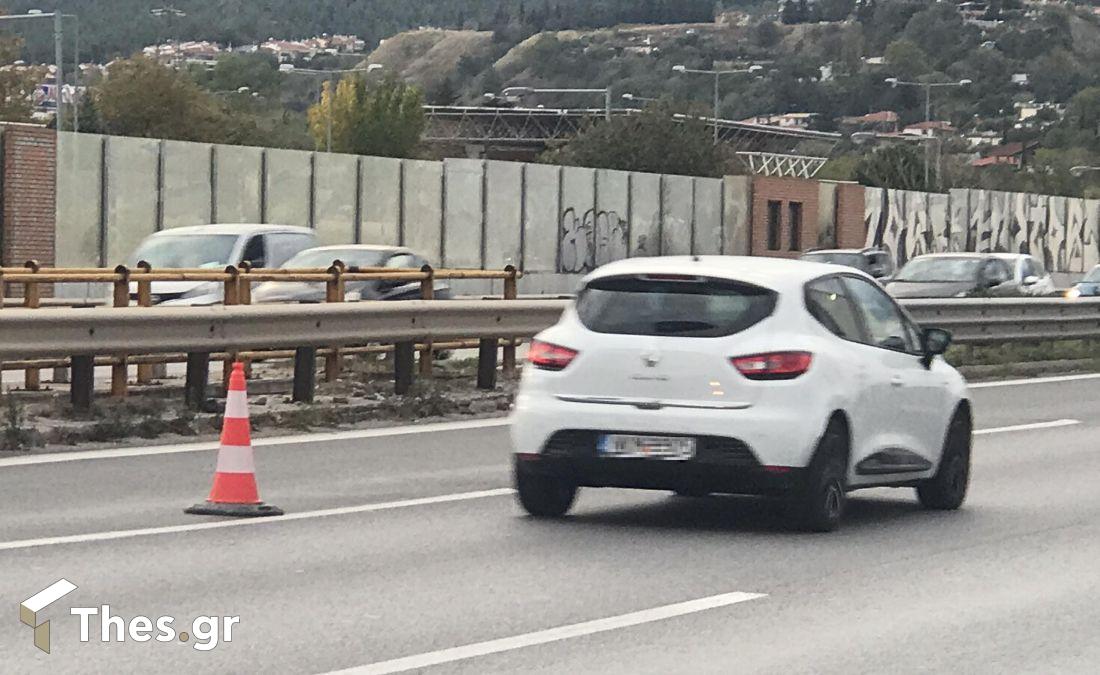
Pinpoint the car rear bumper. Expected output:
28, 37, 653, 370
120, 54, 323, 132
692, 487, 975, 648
510, 393, 825, 468
514, 451, 805, 497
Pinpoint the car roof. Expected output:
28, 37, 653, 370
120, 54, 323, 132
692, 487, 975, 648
297, 244, 412, 254
584, 255, 872, 292
988, 253, 1031, 262
149, 224, 316, 237
906, 252, 991, 260
802, 249, 866, 255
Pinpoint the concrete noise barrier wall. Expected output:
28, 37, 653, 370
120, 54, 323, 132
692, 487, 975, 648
54, 132, 753, 295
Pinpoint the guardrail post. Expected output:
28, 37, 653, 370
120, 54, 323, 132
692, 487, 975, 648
394, 341, 415, 395
222, 266, 240, 389
477, 338, 498, 390
237, 262, 253, 378
70, 355, 95, 412
292, 347, 317, 403
419, 265, 435, 377
185, 352, 210, 411
135, 264, 154, 384
110, 266, 130, 399
502, 265, 518, 378
0, 270, 4, 378
22, 268, 41, 391
324, 265, 345, 382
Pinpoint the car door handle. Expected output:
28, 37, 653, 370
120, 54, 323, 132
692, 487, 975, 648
890, 376, 905, 387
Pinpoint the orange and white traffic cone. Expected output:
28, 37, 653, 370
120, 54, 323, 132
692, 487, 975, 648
185, 362, 283, 517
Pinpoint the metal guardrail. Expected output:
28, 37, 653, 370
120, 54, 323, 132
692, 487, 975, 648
0, 260, 522, 395
901, 298, 1100, 345
0, 300, 567, 411
2, 295, 1098, 411
0, 300, 566, 359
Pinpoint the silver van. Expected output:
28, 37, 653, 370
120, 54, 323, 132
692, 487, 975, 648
127, 224, 317, 305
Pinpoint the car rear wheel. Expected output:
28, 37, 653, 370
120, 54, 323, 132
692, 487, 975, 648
788, 422, 848, 533
917, 410, 971, 510
515, 468, 577, 518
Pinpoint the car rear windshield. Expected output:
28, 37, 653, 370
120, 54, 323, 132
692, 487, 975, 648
894, 257, 981, 282
576, 275, 777, 338
800, 252, 868, 271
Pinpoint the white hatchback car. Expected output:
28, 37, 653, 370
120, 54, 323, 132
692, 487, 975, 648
511, 256, 972, 531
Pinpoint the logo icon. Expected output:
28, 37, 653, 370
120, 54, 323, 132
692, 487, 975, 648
21, 579, 77, 653
642, 352, 661, 368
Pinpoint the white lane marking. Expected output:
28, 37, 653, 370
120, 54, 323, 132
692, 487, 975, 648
0, 418, 510, 468
975, 418, 1080, 435
969, 373, 1100, 389
0, 488, 514, 552
322, 591, 767, 675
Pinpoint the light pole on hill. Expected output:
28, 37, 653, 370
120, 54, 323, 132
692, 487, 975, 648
884, 78, 971, 187
0, 10, 80, 131
672, 64, 763, 144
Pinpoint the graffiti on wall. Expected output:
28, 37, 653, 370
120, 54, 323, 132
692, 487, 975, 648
866, 187, 1100, 274
558, 208, 629, 273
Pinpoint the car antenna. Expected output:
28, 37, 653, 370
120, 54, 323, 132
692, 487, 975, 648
691, 255, 701, 262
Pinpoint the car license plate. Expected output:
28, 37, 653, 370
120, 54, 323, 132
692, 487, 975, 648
597, 434, 696, 460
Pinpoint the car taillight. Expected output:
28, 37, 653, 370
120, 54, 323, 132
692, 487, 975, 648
731, 352, 813, 380
528, 340, 579, 371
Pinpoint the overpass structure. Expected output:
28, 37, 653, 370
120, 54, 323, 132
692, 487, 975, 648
422, 106, 842, 178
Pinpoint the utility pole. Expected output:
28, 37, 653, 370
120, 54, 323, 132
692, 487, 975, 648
53, 12, 64, 131
673, 64, 763, 144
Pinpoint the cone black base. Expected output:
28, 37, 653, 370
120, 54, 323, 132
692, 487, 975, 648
184, 501, 284, 518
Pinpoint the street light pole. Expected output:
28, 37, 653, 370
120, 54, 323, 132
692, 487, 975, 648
851, 131, 944, 190
673, 64, 763, 144
885, 78, 971, 189
53, 12, 64, 131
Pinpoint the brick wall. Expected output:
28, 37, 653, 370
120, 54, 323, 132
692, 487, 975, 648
834, 182, 867, 249
750, 177, 821, 258
1, 124, 56, 296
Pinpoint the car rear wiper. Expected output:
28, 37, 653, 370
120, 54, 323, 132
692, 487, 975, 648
654, 320, 716, 334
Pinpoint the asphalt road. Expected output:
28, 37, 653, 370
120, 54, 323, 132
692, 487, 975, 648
2, 373, 1100, 673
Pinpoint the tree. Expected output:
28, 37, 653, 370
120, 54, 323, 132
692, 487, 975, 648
542, 103, 725, 178
93, 57, 232, 142
884, 39, 931, 80
855, 144, 933, 191
0, 31, 35, 123
202, 53, 284, 98
1066, 87, 1100, 134
819, 0, 856, 23
901, 2, 979, 71
753, 21, 782, 50
307, 76, 426, 157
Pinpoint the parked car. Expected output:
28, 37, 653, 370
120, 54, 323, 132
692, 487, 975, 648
799, 247, 894, 280
1067, 265, 1100, 298
129, 224, 317, 305
251, 245, 452, 303
885, 253, 1041, 299
511, 255, 970, 532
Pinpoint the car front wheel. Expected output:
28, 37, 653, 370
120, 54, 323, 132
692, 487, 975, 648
917, 410, 971, 510
515, 466, 577, 518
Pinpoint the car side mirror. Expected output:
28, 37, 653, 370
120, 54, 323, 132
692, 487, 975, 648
921, 327, 952, 368
1022, 275, 1039, 286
